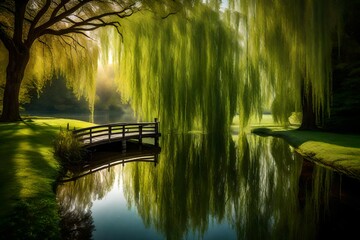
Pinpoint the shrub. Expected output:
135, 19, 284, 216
53, 129, 86, 167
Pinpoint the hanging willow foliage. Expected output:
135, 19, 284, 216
0, 0, 343, 131
107, 3, 244, 133
28, 34, 99, 112
0, 33, 98, 113
233, 0, 343, 123
103, 0, 342, 132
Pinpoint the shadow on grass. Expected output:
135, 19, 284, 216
0, 123, 22, 217
0, 120, 61, 239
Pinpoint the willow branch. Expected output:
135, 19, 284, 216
41, 21, 118, 36
27, 1, 137, 46
59, 35, 74, 49
161, 12, 177, 19
37, 37, 52, 52
30, 0, 91, 41
51, 0, 71, 19
14, 1, 30, 44
62, 34, 86, 49
28, 0, 51, 34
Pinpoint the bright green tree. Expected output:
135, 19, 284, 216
114, 0, 345, 131
0, 0, 182, 122
233, 0, 343, 129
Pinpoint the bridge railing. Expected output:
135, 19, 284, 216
72, 119, 160, 146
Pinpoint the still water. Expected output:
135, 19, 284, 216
57, 132, 360, 240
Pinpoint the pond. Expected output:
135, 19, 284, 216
56, 132, 360, 240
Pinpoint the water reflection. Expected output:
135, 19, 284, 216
57, 133, 359, 239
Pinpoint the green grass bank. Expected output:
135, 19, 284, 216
0, 117, 94, 239
251, 127, 360, 180
234, 114, 360, 180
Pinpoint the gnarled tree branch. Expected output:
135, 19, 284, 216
26, 0, 137, 45
28, 0, 52, 34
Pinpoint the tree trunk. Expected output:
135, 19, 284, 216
0, 47, 30, 122
299, 81, 317, 130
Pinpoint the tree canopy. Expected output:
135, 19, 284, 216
0, 0, 185, 121
111, 0, 344, 131
1, 0, 357, 133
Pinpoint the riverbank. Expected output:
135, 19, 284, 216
251, 127, 360, 180
0, 117, 94, 239
234, 114, 360, 180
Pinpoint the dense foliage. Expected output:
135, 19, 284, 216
1, 0, 358, 131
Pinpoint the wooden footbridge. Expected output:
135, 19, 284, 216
72, 118, 160, 149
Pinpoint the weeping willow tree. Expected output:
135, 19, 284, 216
103, 0, 344, 132
0, 0, 347, 130
108, 2, 243, 132
233, 0, 343, 128
0, 0, 185, 122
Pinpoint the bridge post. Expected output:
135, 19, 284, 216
122, 140, 126, 152
139, 125, 143, 146
108, 126, 112, 140
154, 118, 159, 147
154, 154, 158, 167
90, 128, 92, 144
122, 125, 126, 151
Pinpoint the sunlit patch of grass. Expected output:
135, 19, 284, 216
249, 114, 276, 127
231, 113, 298, 138
0, 117, 95, 239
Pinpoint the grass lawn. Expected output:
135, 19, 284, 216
0, 117, 94, 239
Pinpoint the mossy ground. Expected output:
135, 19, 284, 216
0, 117, 94, 239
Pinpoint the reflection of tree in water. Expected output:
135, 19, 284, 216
233, 135, 304, 239
59, 203, 94, 240
121, 132, 234, 239
57, 166, 117, 239
56, 133, 338, 239
122, 133, 335, 240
